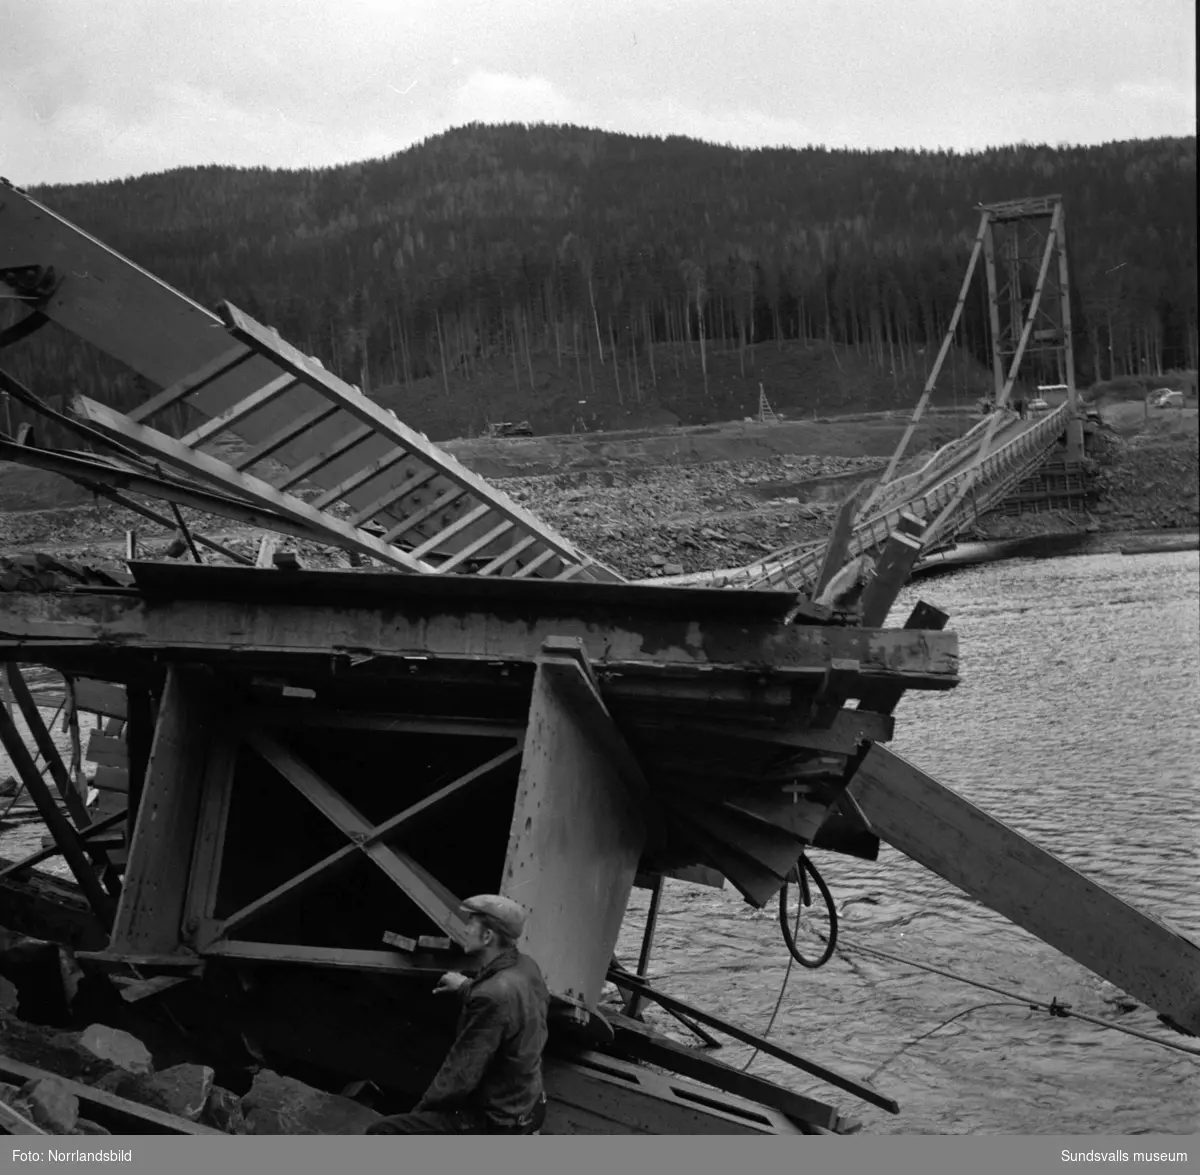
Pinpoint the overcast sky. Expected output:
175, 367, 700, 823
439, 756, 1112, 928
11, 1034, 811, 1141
3, 0, 1195, 187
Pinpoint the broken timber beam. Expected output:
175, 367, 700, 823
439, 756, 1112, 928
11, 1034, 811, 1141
848, 744, 1200, 1035
609, 1012, 841, 1131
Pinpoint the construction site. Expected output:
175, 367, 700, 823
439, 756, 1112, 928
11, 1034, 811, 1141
0, 184, 1197, 1138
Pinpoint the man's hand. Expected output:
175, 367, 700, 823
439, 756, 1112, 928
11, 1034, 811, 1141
434, 971, 469, 996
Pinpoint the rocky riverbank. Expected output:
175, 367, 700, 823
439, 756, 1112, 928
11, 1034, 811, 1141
0, 413, 1194, 583
979, 426, 1199, 542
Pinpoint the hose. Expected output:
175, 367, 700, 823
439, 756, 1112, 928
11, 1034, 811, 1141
779, 852, 839, 969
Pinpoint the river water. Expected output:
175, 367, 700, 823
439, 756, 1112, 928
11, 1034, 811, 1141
616, 549, 1200, 1135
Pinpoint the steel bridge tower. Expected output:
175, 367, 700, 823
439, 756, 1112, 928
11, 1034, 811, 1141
980, 194, 1083, 460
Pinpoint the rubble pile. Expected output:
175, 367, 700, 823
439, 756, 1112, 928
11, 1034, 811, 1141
0, 553, 129, 592
1091, 437, 1200, 532
497, 454, 887, 577
0, 924, 382, 1136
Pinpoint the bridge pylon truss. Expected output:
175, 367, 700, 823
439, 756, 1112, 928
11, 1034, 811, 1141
653, 196, 1087, 598
980, 194, 1078, 412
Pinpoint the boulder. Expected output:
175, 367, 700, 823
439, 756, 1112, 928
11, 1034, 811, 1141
0, 976, 19, 1013
92, 1062, 213, 1121
77, 1024, 154, 1075
0, 1018, 117, 1083
201, 1085, 247, 1135
241, 1069, 384, 1135
20, 1076, 79, 1134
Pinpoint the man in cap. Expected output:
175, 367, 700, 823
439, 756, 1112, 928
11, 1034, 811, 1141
366, 894, 550, 1135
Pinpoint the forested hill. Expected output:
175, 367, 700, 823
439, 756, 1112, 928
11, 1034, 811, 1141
7, 125, 1197, 440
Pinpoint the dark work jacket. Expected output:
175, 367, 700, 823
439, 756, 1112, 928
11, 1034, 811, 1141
415, 947, 550, 1123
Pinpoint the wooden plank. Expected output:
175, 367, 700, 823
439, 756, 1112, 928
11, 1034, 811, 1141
92, 765, 129, 793
855, 600, 950, 715
72, 395, 439, 573
255, 533, 280, 568
543, 1053, 804, 1135
86, 732, 128, 767
849, 744, 1200, 1035
73, 677, 127, 720
503, 653, 647, 1006
108, 667, 213, 955
859, 530, 924, 628
719, 793, 833, 844
670, 816, 784, 908
681, 806, 803, 879
0, 1054, 223, 1135
610, 1015, 840, 1130
811, 488, 864, 597
608, 971, 901, 1115
242, 730, 472, 944
126, 343, 252, 423
180, 371, 299, 447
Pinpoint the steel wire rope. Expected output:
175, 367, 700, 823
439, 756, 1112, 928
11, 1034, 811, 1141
741, 854, 1199, 1079
741, 853, 840, 1072
864, 1001, 1032, 1082
840, 941, 1200, 1059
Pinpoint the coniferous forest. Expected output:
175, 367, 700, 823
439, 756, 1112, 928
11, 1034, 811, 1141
3, 124, 1196, 441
